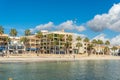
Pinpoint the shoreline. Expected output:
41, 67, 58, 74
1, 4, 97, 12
0, 54, 120, 62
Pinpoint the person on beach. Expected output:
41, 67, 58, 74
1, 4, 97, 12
73, 54, 75, 59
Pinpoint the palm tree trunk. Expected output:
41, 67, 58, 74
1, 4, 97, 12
59, 40, 60, 55
24, 44, 26, 54
55, 46, 56, 54
49, 40, 51, 54
103, 50, 104, 55
66, 48, 68, 54
78, 47, 80, 54
99, 45, 100, 55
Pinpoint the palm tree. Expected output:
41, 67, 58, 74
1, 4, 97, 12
4, 36, 11, 45
87, 44, 94, 56
58, 34, 64, 54
67, 35, 72, 41
97, 39, 104, 45
84, 37, 89, 42
76, 36, 81, 42
20, 37, 28, 45
53, 40, 59, 54
105, 40, 110, 45
35, 31, 43, 54
111, 46, 118, 56
91, 39, 97, 55
0, 26, 4, 46
65, 35, 72, 54
35, 31, 43, 38
20, 37, 29, 53
25, 29, 31, 36
4, 36, 10, 54
47, 34, 53, 54
92, 39, 97, 46
3, 36, 11, 56
104, 40, 110, 55
104, 46, 110, 55
84, 37, 90, 55
65, 41, 70, 54
97, 39, 104, 55
10, 28, 17, 37
76, 36, 82, 54
0, 26, 4, 35
76, 42, 82, 54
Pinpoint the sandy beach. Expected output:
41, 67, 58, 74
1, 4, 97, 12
0, 54, 120, 62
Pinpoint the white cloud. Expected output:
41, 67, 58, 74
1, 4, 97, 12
76, 26, 86, 32
30, 20, 86, 33
58, 20, 74, 30
74, 33, 86, 38
87, 3, 120, 32
111, 35, 120, 46
30, 22, 54, 32
92, 33, 109, 42
92, 33, 120, 46
58, 20, 86, 32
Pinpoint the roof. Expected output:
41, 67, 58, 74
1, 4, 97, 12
93, 45, 106, 49
10, 36, 20, 39
50, 31, 73, 35
0, 34, 8, 37
21, 35, 39, 40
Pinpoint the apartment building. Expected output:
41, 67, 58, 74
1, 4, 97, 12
41, 30, 73, 54
72, 40, 90, 54
7, 31, 93, 54
10, 36, 20, 44
93, 45, 105, 53
22, 30, 91, 54
8, 37, 24, 53
0, 34, 8, 46
22, 35, 41, 51
83, 42, 91, 53
1, 31, 117, 55
19, 30, 92, 54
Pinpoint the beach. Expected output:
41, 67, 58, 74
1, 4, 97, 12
0, 54, 120, 62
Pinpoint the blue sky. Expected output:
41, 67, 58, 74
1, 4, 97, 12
0, 0, 120, 42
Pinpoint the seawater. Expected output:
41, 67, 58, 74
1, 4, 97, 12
0, 60, 120, 80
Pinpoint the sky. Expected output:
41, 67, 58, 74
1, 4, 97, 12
0, 0, 120, 45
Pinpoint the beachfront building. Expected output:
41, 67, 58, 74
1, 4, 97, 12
40, 30, 73, 54
72, 40, 90, 54
2, 30, 117, 56
0, 34, 9, 46
20, 35, 41, 52
8, 37, 24, 54
83, 42, 91, 53
0, 34, 9, 52
109, 46, 120, 56
116, 46, 120, 55
93, 45, 105, 55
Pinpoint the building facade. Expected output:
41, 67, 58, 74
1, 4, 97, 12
1, 30, 116, 55
0, 34, 8, 46
21, 35, 41, 52
40, 30, 73, 54
8, 37, 24, 54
